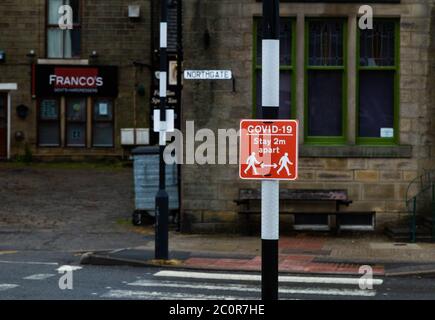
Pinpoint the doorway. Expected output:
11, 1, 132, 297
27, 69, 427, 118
0, 93, 7, 158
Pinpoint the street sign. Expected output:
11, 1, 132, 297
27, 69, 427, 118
183, 70, 232, 80
239, 119, 298, 180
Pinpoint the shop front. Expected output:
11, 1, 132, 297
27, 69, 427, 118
0, 83, 17, 160
31, 64, 118, 156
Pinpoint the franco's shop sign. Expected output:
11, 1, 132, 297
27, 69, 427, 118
32, 65, 118, 97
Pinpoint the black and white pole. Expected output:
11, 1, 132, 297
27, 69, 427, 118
261, 0, 280, 301
155, 0, 169, 260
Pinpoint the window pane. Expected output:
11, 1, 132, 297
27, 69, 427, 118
47, 29, 63, 58
360, 21, 395, 67
0, 98, 6, 129
256, 71, 292, 119
67, 0, 80, 24
39, 122, 60, 146
48, 0, 63, 25
359, 71, 395, 137
67, 98, 86, 121
67, 123, 86, 147
308, 70, 343, 136
62, 29, 80, 58
256, 18, 292, 66
309, 21, 344, 66
49, 0, 79, 24
40, 99, 59, 120
94, 100, 113, 121
93, 123, 114, 147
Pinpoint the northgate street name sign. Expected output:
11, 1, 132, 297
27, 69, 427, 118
183, 70, 232, 80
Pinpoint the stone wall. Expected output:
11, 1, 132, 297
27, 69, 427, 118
0, 0, 153, 159
181, 0, 434, 233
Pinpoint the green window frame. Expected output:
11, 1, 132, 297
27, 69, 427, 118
304, 18, 347, 145
356, 19, 400, 145
253, 17, 296, 119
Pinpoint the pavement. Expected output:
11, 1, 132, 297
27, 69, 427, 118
3, 164, 435, 280
80, 228, 435, 277
2, 250, 435, 300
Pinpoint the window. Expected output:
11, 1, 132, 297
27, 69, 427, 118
306, 19, 346, 144
47, 0, 81, 58
66, 97, 86, 147
254, 18, 295, 119
93, 99, 114, 147
38, 99, 60, 146
358, 20, 398, 144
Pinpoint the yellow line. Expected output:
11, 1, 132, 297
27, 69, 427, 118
0, 251, 18, 255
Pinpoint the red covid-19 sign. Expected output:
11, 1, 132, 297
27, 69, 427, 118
239, 119, 298, 180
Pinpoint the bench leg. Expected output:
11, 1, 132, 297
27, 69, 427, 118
246, 214, 252, 236
335, 214, 341, 235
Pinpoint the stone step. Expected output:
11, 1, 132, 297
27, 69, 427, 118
384, 225, 435, 242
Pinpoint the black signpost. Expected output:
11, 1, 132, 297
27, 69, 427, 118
155, 0, 170, 261
261, 0, 280, 301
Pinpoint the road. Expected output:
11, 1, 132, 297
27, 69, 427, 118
0, 251, 434, 300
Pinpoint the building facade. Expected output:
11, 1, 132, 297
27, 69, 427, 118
2, 0, 435, 234
0, 0, 157, 161
180, 0, 435, 233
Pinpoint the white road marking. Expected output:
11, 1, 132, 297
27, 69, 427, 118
0, 260, 58, 266
128, 280, 375, 297
154, 270, 383, 286
129, 279, 259, 292
101, 290, 254, 300
280, 287, 375, 297
0, 284, 19, 291
23, 274, 56, 280
56, 265, 83, 272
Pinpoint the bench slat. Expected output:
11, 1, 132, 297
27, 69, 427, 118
238, 210, 375, 215
238, 189, 349, 201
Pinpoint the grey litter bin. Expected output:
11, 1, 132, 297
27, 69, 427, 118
132, 146, 179, 225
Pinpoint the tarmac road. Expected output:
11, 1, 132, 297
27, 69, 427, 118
0, 250, 434, 300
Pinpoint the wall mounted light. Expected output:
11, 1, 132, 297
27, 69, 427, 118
89, 51, 99, 59
128, 5, 141, 19
26, 50, 36, 58
14, 131, 25, 142
16, 105, 29, 119
0, 51, 5, 62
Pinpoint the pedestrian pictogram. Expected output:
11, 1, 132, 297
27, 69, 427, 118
239, 120, 298, 180
244, 152, 261, 175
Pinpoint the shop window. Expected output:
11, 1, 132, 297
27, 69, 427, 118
66, 97, 86, 147
47, 0, 81, 58
38, 98, 60, 147
358, 20, 398, 144
254, 18, 295, 119
92, 99, 114, 147
306, 19, 346, 144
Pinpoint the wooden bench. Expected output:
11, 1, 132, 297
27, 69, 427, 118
234, 189, 375, 235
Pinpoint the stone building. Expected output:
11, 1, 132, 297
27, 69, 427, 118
1, 0, 435, 235
0, 0, 157, 160
179, 0, 435, 233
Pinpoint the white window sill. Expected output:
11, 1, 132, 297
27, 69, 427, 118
37, 59, 89, 65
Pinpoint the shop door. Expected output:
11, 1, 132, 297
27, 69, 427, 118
0, 94, 7, 158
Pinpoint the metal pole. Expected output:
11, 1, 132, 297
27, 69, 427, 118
176, 0, 183, 233
261, 0, 280, 301
155, 0, 169, 260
